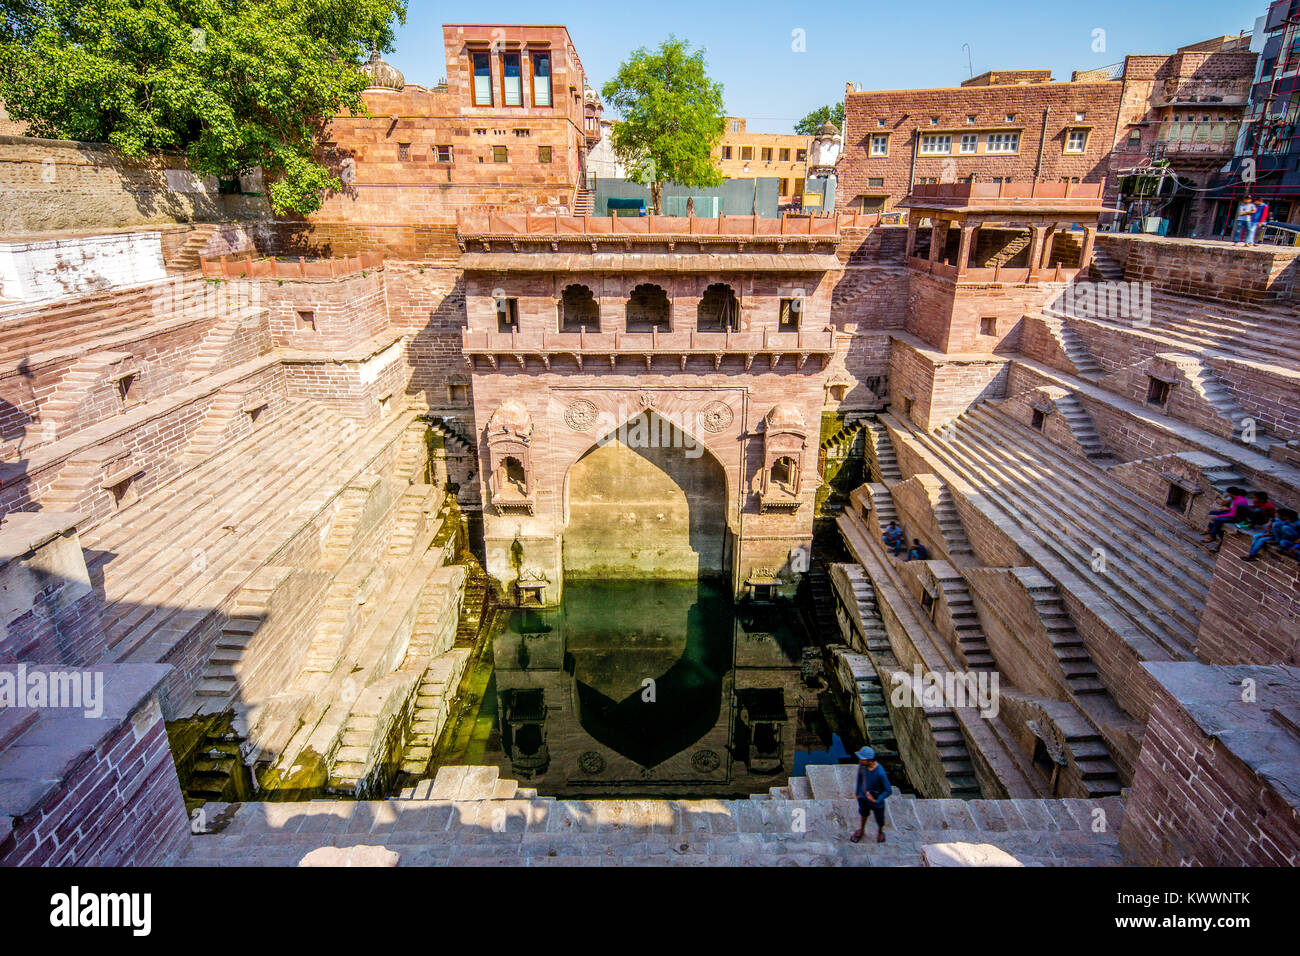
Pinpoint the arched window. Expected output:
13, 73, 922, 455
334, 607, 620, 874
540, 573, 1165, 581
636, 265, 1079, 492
560, 284, 600, 331
625, 283, 671, 332
697, 282, 739, 332
770, 456, 797, 490
501, 456, 527, 494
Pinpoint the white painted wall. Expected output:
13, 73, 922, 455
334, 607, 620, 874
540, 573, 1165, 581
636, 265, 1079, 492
0, 231, 166, 303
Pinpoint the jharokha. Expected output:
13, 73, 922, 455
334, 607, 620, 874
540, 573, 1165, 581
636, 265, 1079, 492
0, 23, 1297, 869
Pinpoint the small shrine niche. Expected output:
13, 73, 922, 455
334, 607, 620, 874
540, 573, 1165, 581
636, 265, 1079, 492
486, 398, 535, 514
758, 404, 807, 513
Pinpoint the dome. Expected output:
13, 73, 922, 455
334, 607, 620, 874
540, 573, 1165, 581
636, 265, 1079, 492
817, 121, 841, 137
765, 404, 806, 433
488, 398, 533, 439
361, 50, 405, 91
584, 86, 602, 106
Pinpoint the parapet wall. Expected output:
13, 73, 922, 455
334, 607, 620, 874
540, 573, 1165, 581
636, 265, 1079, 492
1098, 233, 1300, 304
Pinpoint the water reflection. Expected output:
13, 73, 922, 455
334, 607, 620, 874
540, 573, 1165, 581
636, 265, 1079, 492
480, 579, 863, 797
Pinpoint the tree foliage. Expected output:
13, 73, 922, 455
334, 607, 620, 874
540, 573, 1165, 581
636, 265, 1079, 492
0, 0, 406, 216
795, 103, 844, 136
601, 36, 724, 214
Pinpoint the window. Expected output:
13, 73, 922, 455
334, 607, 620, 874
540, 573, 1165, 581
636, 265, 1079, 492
1005, 112, 1016, 122
501, 52, 523, 106
538, 145, 552, 163
877, 118, 887, 127
1128, 128, 1141, 143
780, 178, 789, 194
496, 297, 519, 332
492, 146, 508, 163
731, 121, 740, 132
722, 146, 732, 159
929, 116, 939, 126
967, 114, 977, 124
871, 134, 888, 156
472, 51, 492, 106
867, 177, 884, 188
116, 373, 137, 405
779, 148, 790, 161
1074, 111, 1086, 122
1066, 129, 1088, 153
980, 316, 997, 336
1166, 483, 1190, 513
920, 134, 951, 154
959, 133, 978, 154
434, 145, 452, 163
796, 149, 807, 162
512, 128, 531, 137
779, 298, 802, 331
397, 142, 410, 161
740, 146, 753, 161
532, 52, 551, 106
448, 383, 468, 405
295, 309, 316, 331
921, 589, 937, 618
1146, 377, 1172, 407
1030, 408, 1046, 431
986, 132, 1020, 153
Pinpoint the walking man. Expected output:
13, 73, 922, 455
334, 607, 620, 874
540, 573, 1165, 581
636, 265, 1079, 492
850, 746, 892, 844
1232, 198, 1258, 245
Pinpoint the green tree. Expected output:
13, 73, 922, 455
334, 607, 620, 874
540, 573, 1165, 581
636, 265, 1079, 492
795, 103, 844, 136
601, 36, 724, 214
0, 0, 405, 216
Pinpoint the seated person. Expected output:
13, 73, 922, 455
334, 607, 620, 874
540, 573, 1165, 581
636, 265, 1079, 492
882, 521, 904, 556
1252, 507, 1300, 562
905, 538, 929, 562
1239, 491, 1277, 529
1201, 486, 1249, 547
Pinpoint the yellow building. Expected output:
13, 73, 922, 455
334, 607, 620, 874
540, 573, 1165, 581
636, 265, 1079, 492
715, 117, 811, 206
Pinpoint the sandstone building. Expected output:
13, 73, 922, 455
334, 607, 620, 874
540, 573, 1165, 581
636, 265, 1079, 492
0, 19, 1297, 869
716, 117, 811, 209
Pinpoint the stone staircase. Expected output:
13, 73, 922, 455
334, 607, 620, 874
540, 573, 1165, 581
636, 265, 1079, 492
864, 482, 899, 531
887, 405, 1213, 659
934, 574, 995, 670
0, 276, 214, 366
179, 390, 249, 466
183, 783, 1128, 866
34, 350, 135, 443
78, 402, 413, 665
988, 231, 1032, 267
933, 484, 976, 561
195, 572, 282, 701
388, 484, 436, 558
572, 185, 595, 217
1052, 392, 1117, 464
865, 418, 903, 483
1040, 314, 1104, 379
1088, 247, 1124, 282
399, 648, 474, 777
184, 306, 263, 381
166, 224, 220, 273
1021, 572, 1107, 697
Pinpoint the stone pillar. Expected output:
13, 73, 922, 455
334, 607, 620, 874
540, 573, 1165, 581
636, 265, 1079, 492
955, 224, 974, 276
1079, 226, 1097, 273
905, 217, 919, 260
1040, 226, 1056, 272
1027, 225, 1047, 279
928, 219, 942, 265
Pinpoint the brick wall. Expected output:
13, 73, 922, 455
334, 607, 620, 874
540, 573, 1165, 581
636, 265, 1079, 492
1119, 661, 1300, 866
1101, 233, 1300, 303
839, 80, 1121, 214
1196, 529, 1300, 665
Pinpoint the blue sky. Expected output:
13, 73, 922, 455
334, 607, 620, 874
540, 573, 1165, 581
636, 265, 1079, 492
386, 0, 1264, 134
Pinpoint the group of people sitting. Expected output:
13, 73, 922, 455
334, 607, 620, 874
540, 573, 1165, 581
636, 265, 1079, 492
882, 521, 930, 562
1201, 487, 1299, 562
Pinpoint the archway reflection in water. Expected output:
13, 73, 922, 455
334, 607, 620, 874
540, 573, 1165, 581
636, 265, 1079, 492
436, 578, 871, 798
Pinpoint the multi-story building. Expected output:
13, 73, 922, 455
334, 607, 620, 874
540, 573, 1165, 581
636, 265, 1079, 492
1080, 34, 1255, 237
715, 117, 811, 208
1214, 1, 1300, 230
306, 24, 598, 253
836, 72, 1121, 218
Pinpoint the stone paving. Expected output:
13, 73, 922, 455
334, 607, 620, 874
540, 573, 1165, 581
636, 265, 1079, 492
180, 786, 1127, 867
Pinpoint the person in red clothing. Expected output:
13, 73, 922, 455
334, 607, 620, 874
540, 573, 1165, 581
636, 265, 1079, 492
1242, 491, 1277, 529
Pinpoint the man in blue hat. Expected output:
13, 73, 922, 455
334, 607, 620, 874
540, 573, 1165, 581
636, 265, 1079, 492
851, 745, 892, 844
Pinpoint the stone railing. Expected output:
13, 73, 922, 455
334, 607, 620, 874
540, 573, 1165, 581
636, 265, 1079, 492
200, 252, 383, 279
906, 181, 1105, 206
462, 326, 836, 357
456, 211, 874, 239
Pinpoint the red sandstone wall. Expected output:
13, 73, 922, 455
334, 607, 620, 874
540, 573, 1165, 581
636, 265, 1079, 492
1196, 530, 1300, 665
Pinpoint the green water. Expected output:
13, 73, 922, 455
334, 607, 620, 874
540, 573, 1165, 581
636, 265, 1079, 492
429, 578, 869, 798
